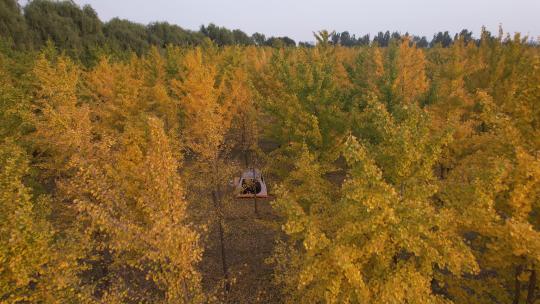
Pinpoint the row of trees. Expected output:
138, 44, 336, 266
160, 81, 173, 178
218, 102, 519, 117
2, 1, 527, 62
268, 32, 540, 303
1, 35, 263, 302
1, 45, 210, 302
1, 13, 539, 304
330, 29, 505, 48
0, 0, 296, 59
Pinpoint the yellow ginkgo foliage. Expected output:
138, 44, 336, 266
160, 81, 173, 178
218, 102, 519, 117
273, 98, 479, 304
61, 117, 203, 303
0, 141, 52, 303
172, 47, 235, 160
2, 24, 540, 304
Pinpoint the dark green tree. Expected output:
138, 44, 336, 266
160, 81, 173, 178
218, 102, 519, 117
24, 0, 104, 55
147, 21, 204, 47
373, 31, 391, 47
454, 29, 474, 44
251, 32, 266, 46
200, 23, 234, 46
232, 29, 254, 45
265, 36, 296, 47
357, 34, 370, 46
103, 18, 149, 54
412, 35, 429, 48
0, 0, 30, 48
430, 31, 453, 47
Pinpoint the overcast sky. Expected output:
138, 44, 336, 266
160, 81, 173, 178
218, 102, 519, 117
54, 0, 540, 42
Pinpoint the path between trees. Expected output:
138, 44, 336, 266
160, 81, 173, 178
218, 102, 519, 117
200, 196, 283, 303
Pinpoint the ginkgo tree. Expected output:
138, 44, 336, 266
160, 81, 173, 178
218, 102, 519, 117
255, 39, 351, 179
272, 96, 479, 303
0, 140, 54, 303
26, 50, 205, 303
390, 31, 540, 304
171, 46, 242, 294
61, 117, 204, 303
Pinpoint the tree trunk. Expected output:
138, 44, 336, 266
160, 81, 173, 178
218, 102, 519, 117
527, 268, 537, 304
182, 278, 191, 303
515, 265, 523, 304
243, 150, 249, 169
241, 117, 249, 168
212, 190, 230, 292
251, 167, 259, 217
253, 194, 259, 217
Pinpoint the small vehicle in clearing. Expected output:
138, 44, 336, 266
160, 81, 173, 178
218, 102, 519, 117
233, 168, 268, 199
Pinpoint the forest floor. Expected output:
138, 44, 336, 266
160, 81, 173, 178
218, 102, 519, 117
200, 195, 283, 303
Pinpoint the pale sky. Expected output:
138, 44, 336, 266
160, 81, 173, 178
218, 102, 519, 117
32, 0, 540, 42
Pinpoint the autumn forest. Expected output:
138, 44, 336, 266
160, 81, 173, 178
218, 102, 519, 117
1, 0, 540, 303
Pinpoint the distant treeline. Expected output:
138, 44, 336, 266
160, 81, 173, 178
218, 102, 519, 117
0, 0, 296, 54
0, 0, 535, 59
